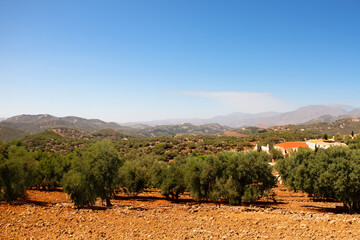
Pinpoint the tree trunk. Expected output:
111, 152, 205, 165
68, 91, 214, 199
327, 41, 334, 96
106, 197, 112, 208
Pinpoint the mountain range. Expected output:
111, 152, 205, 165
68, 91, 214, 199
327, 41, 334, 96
1, 104, 360, 141
122, 105, 360, 128
0, 114, 121, 133
0, 114, 231, 140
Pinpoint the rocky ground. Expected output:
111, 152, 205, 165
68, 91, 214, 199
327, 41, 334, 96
1, 185, 360, 239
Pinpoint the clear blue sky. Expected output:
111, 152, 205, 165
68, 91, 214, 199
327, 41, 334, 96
1, 0, 360, 122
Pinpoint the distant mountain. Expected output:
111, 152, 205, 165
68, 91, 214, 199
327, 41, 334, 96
3, 104, 360, 140
0, 114, 231, 139
122, 105, 360, 128
204, 111, 280, 128
0, 114, 122, 133
262, 105, 349, 127
325, 104, 357, 112
121, 118, 207, 127
302, 115, 340, 125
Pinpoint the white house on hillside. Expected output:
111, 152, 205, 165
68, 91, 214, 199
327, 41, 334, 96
306, 139, 346, 150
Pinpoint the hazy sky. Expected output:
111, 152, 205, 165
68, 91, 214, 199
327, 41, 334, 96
1, 0, 360, 122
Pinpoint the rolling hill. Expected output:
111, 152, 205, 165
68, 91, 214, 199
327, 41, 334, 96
0, 114, 121, 133
271, 117, 360, 136
0, 114, 232, 140
0, 126, 30, 142
3, 107, 360, 142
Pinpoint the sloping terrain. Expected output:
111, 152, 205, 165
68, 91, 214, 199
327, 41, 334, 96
0, 126, 30, 142
0, 115, 231, 138
0, 114, 121, 133
139, 123, 231, 137
3, 112, 360, 142
272, 117, 360, 135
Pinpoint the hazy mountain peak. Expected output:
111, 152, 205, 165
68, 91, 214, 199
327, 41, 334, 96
120, 104, 359, 128
2, 104, 360, 134
5, 114, 57, 123
324, 103, 356, 112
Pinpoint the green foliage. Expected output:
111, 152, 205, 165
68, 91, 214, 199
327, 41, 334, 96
269, 147, 283, 161
334, 133, 343, 142
347, 135, 360, 149
276, 148, 318, 196
213, 151, 276, 204
37, 152, 66, 190
21, 130, 89, 154
0, 126, 29, 142
322, 134, 329, 140
63, 140, 123, 207
150, 160, 167, 188
279, 117, 360, 136
276, 147, 360, 213
159, 160, 186, 200
0, 145, 38, 201
248, 130, 320, 145
119, 160, 147, 196
62, 170, 98, 207
152, 143, 173, 155
184, 155, 222, 201
242, 186, 262, 203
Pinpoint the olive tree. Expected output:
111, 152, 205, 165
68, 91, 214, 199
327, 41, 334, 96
277, 147, 360, 213
214, 151, 276, 204
184, 155, 223, 201
0, 145, 38, 201
63, 140, 123, 208
159, 160, 186, 201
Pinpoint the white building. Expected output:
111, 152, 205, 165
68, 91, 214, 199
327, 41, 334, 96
306, 139, 346, 150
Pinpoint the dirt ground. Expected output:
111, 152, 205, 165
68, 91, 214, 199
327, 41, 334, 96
1, 185, 360, 240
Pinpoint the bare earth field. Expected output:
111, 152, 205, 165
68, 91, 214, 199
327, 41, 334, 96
1, 185, 360, 240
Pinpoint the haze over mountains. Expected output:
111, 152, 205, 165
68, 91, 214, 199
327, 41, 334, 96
122, 105, 360, 128
1, 104, 360, 141
0, 114, 231, 139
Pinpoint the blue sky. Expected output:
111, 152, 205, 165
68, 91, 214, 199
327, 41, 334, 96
1, 0, 360, 122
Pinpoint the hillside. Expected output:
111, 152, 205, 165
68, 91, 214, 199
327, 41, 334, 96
20, 130, 89, 154
0, 114, 232, 138
0, 126, 30, 142
0, 114, 122, 133
271, 117, 360, 136
4, 112, 360, 142
109, 123, 232, 137
50, 127, 87, 138
87, 128, 133, 140
143, 123, 231, 137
